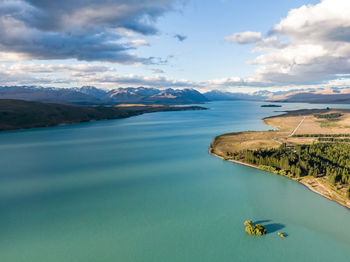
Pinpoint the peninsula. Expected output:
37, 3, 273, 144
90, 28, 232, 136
0, 99, 206, 131
210, 108, 350, 209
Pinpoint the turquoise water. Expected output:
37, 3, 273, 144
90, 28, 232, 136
0, 101, 350, 262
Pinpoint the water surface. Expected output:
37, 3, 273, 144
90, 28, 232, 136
1, 101, 350, 262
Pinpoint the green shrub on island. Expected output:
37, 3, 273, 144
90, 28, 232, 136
244, 220, 267, 236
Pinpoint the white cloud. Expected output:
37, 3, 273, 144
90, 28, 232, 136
270, 0, 350, 43
0, 62, 201, 88
0, 52, 30, 62
252, 37, 289, 52
127, 39, 150, 47
224, 31, 262, 44
247, 0, 350, 84
2, 63, 115, 74
2, 61, 350, 93
221, 0, 350, 87
0, 63, 116, 86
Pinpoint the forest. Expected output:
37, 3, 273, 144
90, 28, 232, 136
225, 142, 350, 195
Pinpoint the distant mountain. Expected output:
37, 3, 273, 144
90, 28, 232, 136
205, 88, 350, 104
0, 86, 101, 105
267, 88, 350, 104
74, 86, 109, 99
147, 88, 208, 104
107, 87, 160, 103
5, 86, 350, 105
107, 87, 208, 104
203, 90, 268, 101
0, 86, 208, 105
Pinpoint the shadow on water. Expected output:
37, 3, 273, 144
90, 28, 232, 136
263, 223, 285, 234
249, 220, 286, 235
254, 220, 271, 224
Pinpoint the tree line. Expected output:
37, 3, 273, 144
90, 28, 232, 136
225, 142, 350, 197
314, 113, 343, 120
293, 134, 350, 137
318, 138, 350, 142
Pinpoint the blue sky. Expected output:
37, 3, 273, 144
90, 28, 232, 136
134, 0, 320, 81
1, 0, 349, 92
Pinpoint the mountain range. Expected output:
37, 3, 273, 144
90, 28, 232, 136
0, 86, 269, 105
0, 86, 209, 105
267, 88, 350, 104
1, 86, 350, 105
203, 90, 268, 101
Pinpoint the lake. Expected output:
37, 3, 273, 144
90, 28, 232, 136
0, 101, 350, 262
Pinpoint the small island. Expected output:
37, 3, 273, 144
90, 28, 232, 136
278, 232, 286, 238
261, 104, 282, 108
244, 220, 267, 236
210, 109, 350, 209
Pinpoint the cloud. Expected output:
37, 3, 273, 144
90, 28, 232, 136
0, 61, 277, 89
0, 62, 200, 88
4, 0, 350, 92
87, 74, 200, 88
269, 0, 350, 42
174, 34, 187, 41
224, 31, 262, 44
127, 39, 150, 47
151, 68, 165, 74
4, 63, 116, 74
244, 0, 350, 84
0, 63, 116, 85
252, 37, 289, 52
2, 61, 350, 93
0, 0, 183, 63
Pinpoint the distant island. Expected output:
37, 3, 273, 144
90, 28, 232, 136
0, 99, 206, 131
210, 109, 350, 209
261, 104, 282, 108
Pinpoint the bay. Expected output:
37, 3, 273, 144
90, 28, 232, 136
0, 101, 349, 262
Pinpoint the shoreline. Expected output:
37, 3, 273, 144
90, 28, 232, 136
209, 146, 350, 210
0, 99, 206, 133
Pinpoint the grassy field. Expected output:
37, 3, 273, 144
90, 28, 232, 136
210, 131, 281, 158
0, 99, 206, 131
211, 109, 350, 156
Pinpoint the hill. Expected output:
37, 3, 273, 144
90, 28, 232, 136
267, 88, 350, 104
0, 99, 206, 131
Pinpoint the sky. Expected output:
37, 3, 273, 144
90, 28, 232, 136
1, 0, 350, 93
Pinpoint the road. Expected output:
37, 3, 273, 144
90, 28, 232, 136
272, 116, 306, 145
288, 116, 306, 137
